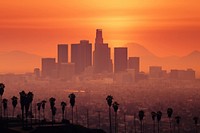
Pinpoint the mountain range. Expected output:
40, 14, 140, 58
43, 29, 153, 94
0, 44, 200, 76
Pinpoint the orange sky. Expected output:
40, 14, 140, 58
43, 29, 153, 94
0, 0, 200, 57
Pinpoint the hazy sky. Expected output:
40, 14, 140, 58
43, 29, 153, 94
0, 0, 200, 57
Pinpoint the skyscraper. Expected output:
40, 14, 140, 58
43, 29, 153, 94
58, 44, 68, 64
114, 47, 128, 73
128, 57, 140, 75
71, 40, 92, 74
41, 58, 57, 78
93, 29, 113, 73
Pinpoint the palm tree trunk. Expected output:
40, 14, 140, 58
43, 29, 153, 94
13, 107, 15, 118
0, 96, 2, 119
39, 110, 40, 126
109, 107, 112, 133
30, 103, 32, 128
124, 113, 126, 133
178, 124, 180, 133
153, 120, 155, 133
22, 108, 24, 128
169, 118, 172, 133
140, 121, 142, 133
43, 109, 45, 120
134, 115, 136, 133
72, 107, 74, 124
158, 122, 160, 133
115, 112, 117, 133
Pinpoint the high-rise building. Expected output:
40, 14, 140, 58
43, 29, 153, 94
41, 58, 57, 78
58, 44, 68, 64
114, 47, 128, 73
58, 63, 75, 80
71, 40, 92, 74
149, 66, 163, 78
93, 29, 113, 73
128, 57, 140, 74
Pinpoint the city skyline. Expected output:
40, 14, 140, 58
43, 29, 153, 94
0, 0, 200, 58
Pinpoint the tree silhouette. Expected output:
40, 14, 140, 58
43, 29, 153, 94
68, 93, 76, 124
0, 83, 5, 118
49, 97, 56, 126
11, 96, 18, 117
19, 90, 26, 128
26, 92, 34, 128
37, 102, 42, 124
175, 116, 181, 133
167, 108, 173, 133
157, 111, 162, 133
61, 101, 67, 121
106, 95, 113, 133
138, 110, 145, 133
193, 117, 198, 133
52, 106, 57, 124
41, 100, 47, 120
2, 98, 8, 118
112, 101, 119, 133
151, 111, 157, 133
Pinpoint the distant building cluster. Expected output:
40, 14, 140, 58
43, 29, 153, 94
35, 29, 196, 82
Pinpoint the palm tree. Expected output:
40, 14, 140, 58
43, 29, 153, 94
157, 111, 162, 133
175, 116, 181, 133
41, 100, 46, 120
0, 83, 5, 118
2, 98, 8, 118
26, 92, 34, 128
106, 95, 113, 133
167, 108, 173, 133
138, 110, 145, 133
151, 111, 157, 133
11, 96, 18, 117
193, 117, 198, 133
49, 97, 56, 125
68, 93, 76, 124
37, 102, 42, 124
61, 101, 67, 121
52, 106, 57, 124
19, 90, 26, 128
112, 101, 119, 133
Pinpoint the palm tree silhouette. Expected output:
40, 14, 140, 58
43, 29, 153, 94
157, 111, 162, 133
49, 97, 56, 126
61, 101, 67, 121
175, 116, 181, 133
37, 102, 42, 124
52, 106, 57, 124
167, 108, 173, 133
151, 111, 157, 133
19, 90, 26, 128
138, 110, 145, 133
26, 92, 34, 128
2, 98, 8, 118
68, 93, 76, 124
0, 83, 5, 119
112, 101, 119, 133
11, 96, 18, 117
41, 100, 46, 120
106, 95, 113, 133
193, 117, 198, 133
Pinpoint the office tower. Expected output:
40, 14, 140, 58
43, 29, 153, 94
58, 63, 75, 80
114, 47, 128, 73
128, 57, 140, 74
34, 68, 40, 78
58, 44, 68, 64
170, 69, 195, 80
71, 40, 92, 74
93, 29, 113, 73
41, 58, 57, 78
149, 66, 163, 78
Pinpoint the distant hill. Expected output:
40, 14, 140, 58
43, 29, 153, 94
0, 51, 41, 74
125, 43, 200, 77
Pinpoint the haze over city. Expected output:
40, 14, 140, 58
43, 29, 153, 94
0, 1, 200, 133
